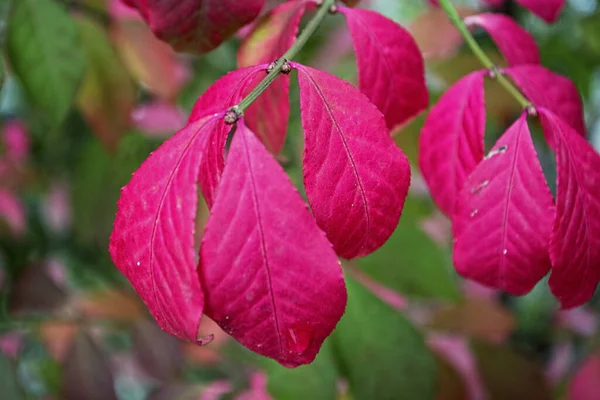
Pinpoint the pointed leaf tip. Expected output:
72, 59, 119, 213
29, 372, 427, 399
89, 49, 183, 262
540, 109, 600, 308
453, 114, 554, 295
110, 115, 225, 343
199, 121, 347, 368
516, 0, 565, 23
419, 70, 486, 217
294, 63, 411, 259
339, 6, 428, 132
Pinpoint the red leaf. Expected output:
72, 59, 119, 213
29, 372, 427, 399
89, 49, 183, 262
515, 0, 565, 23
189, 65, 267, 208
569, 353, 600, 400
199, 121, 346, 368
124, 0, 265, 53
339, 6, 428, 132
238, 0, 309, 154
294, 63, 411, 259
452, 114, 554, 295
419, 71, 486, 217
109, 115, 226, 343
465, 13, 540, 66
504, 66, 585, 137
540, 109, 600, 308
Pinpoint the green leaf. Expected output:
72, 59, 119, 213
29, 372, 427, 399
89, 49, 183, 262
7, 0, 85, 126
0, 350, 24, 400
355, 196, 461, 301
265, 339, 338, 400
333, 276, 437, 400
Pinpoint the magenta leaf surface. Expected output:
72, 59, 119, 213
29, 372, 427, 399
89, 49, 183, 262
199, 121, 347, 368
540, 109, 600, 308
238, 0, 309, 154
124, 0, 265, 53
419, 71, 486, 217
109, 115, 225, 343
452, 114, 554, 295
294, 63, 411, 259
465, 13, 540, 66
505, 65, 585, 137
189, 65, 267, 208
339, 6, 428, 132
515, 0, 565, 23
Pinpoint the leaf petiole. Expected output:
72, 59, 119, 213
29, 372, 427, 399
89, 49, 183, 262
437, 0, 533, 110
236, 0, 336, 113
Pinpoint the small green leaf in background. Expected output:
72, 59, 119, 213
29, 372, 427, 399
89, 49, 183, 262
355, 196, 461, 302
265, 339, 338, 400
472, 340, 552, 400
7, 0, 85, 127
76, 16, 136, 152
333, 276, 438, 400
0, 350, 24, 400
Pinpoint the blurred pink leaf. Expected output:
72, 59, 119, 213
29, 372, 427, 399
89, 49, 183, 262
132, 101, 187, 137
42, 183, 71, 233
2, 120, 29, 164
453, 114, 554, 295
112, 20, 190, 100
515, 0, 565, 23
419, 71, 486, 217
199, 121, 346, 368
295, 63, 411, 259
340, 6, 428, 132
465, 13, 540, 66
569, 352, 600, 400
540, 109, 600, 309
0, 190, 26, 237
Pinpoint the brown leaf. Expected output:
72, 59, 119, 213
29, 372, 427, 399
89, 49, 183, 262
9, 263, 67, 314
472, 341, 552, 400
429, 299, 515, 342
435, 354, 468, 400
61, 332, 118, 400
133, 319, 183, 380
77, 289, 144, 321
39, 321, 78, 361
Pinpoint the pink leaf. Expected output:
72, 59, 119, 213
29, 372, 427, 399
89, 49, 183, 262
339, 6, 428, 132
569, 353, 600, 400
109, 115, 227, 343
2, 120, 30, 164
199, 121, 346, 368
189, 65, 268, 208
237, 0, 309, 154
419, 71, 487, 217
294, 63, 411, 259
504, 65, 585, 137
123, 0, 266, 53
131, 101, 186, 138
540, 109, 600, 309
452, 114, 554, 295
0, 190, 26, 237
465, 13, 540, 66
515, 0, 565, 23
